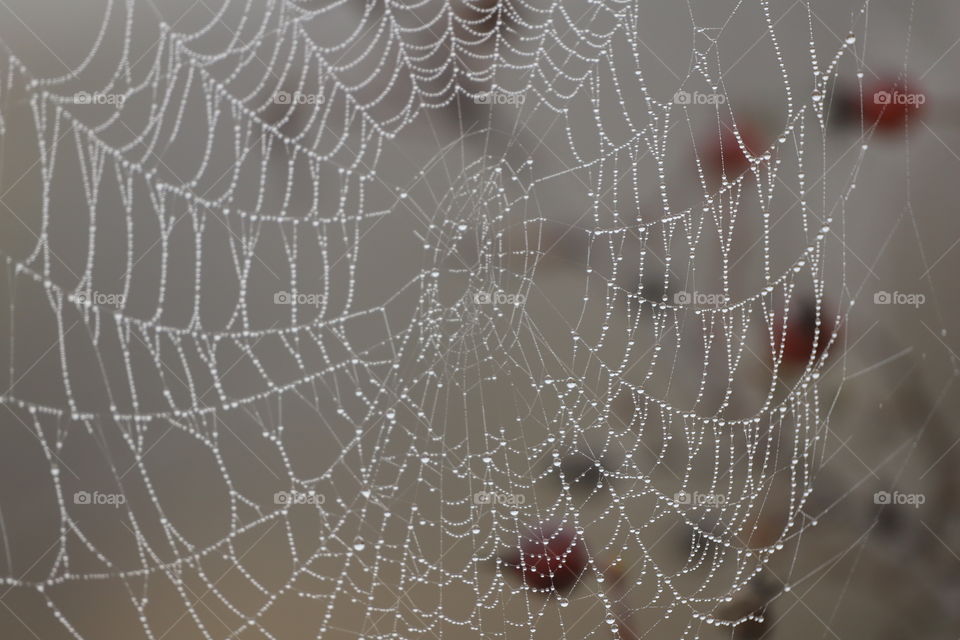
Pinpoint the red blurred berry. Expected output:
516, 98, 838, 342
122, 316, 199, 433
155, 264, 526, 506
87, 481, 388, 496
834, 78, 925, 133
773, 299, 834, 368
704, 123, 766, 179
503, 523, 588, 593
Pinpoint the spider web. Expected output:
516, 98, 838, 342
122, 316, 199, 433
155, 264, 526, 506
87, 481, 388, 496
0, 0, 880, 638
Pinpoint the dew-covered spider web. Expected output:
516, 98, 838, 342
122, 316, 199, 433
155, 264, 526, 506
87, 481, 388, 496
0, 0, 888, 638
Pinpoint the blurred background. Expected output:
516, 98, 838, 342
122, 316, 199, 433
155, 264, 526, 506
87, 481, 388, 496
0, 0, 957, 638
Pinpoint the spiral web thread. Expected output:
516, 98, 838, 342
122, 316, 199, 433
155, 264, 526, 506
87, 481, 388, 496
0, 0, 877, 638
